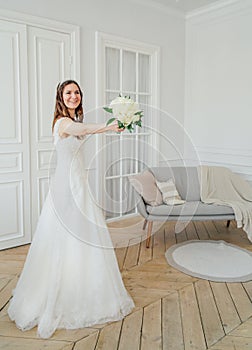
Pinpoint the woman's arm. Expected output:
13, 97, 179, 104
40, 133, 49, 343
58, 118, 122, 137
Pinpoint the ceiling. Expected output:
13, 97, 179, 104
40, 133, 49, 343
148, 0, 224, 13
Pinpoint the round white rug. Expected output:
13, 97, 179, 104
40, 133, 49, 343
165, 240, 252, 282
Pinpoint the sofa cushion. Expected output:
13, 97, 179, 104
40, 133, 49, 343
150, 167, 201, 201
128, 169, 163, 206
147, 201, 234, 216
156, 179, 185, 205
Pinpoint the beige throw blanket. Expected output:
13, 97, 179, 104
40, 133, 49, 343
198, 165, 252, 242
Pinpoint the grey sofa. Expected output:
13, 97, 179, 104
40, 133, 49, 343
135, 167, 235, 248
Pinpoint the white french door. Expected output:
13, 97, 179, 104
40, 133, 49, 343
0, 12, 79, 250
104, 48, 152, 219
96, 32, 160, 220
28, 26, 71, 234
0, 20, 31, 249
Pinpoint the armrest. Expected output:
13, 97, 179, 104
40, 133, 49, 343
135, 191, 149, 219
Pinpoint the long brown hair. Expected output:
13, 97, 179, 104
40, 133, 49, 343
52, 80, 84, 131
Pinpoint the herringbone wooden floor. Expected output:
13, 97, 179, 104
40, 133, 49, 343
1, 218, 252, 349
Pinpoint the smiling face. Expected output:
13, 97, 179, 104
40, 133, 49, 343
62, 83, 81, 112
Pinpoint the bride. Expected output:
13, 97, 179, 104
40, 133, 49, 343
8, 80, 135, 339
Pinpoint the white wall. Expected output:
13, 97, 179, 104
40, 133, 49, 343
0, 0, 185, 164
185, 0, 252, 184
2, 0, 251, 181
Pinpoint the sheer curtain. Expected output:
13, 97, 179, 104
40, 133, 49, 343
104, 47, 151, 219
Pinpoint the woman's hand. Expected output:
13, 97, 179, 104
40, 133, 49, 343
107, 120, 124, 133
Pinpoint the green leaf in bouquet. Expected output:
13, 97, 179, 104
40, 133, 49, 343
127, 123, 134, 133
135, 120, 142, 127
106, 117, 116, 126
134, 111, 143, 116
118, 120, 125, 129
103, 107, 113, 113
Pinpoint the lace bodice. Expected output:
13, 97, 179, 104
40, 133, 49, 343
53, 117, 68, 145
53, 117, 86, 146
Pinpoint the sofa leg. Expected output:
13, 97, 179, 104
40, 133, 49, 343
146, 221, 153, 248
226, 220, 231, 228
143, 219, 148, 230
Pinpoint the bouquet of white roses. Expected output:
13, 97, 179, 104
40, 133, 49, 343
103, 95, 143, 132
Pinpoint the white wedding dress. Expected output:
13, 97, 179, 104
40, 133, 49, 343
8, 118, 134, 339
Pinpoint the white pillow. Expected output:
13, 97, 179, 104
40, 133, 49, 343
156, 179, 185, 205
128, 170, 163, 206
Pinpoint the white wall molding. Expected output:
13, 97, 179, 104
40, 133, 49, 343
128, 0, 242, 20
37, 150, 54, 171
0, 180, 24, 242
158, 158, 252, 186
186, 0, 243, 19
0, 8, 78, 31
187, 8, 252, 31
196, 146, 252, 158
191, 146, 252, 184
38, 177, 49, 213
0, 152, 22, 173
161, 146, 252, 163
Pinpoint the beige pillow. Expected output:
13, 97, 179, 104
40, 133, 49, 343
156, 179, 185, 205
128, 170, 163, 206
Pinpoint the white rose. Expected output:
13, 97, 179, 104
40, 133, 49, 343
111, 100, 129, 118
131, 114, 141, 123
109, 96, 141, 126
110, 96, 125, 106
118, 114, 132, 126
